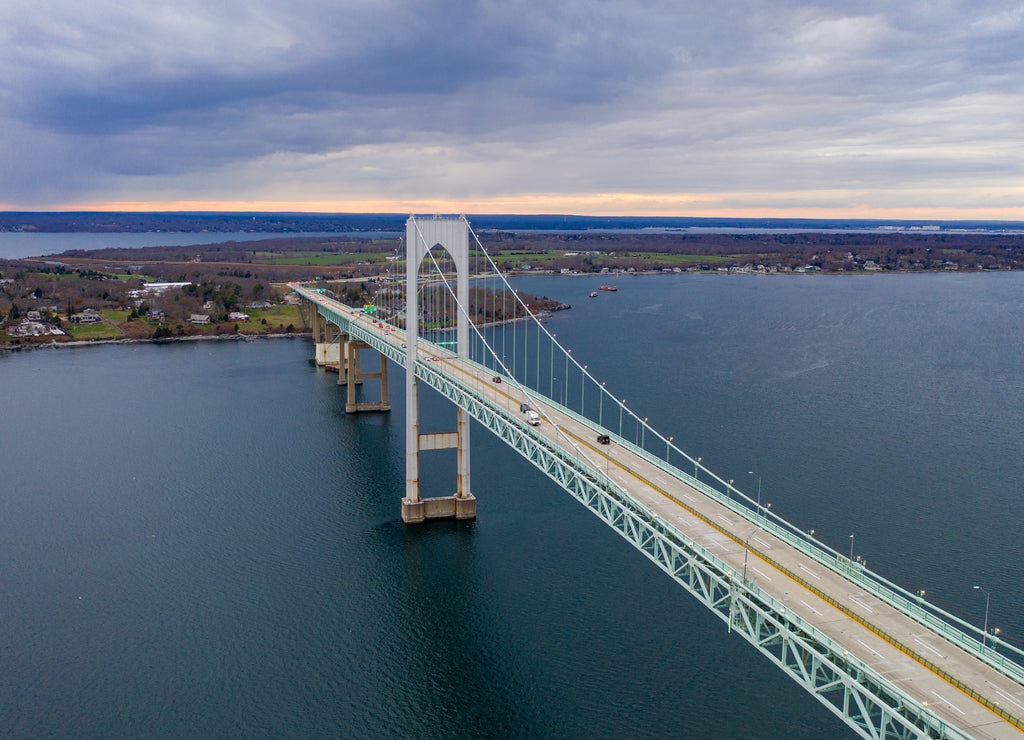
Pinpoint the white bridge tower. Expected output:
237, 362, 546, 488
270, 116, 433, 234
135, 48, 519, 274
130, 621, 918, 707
401, 215, 476, 523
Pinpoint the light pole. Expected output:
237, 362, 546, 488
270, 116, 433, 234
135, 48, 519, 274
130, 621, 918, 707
565, 349, 571, 411
581, 364, 587, 413
550, 335, 555, 400
748, 470, 762, 521
694, 456, 701, 479
849, 533, 854, 561
742, 532, 753, 584
974, 585, 991, 648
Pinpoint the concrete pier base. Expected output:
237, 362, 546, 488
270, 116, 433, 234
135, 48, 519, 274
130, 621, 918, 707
345, 340, 390, 413
401, 493, 477, 524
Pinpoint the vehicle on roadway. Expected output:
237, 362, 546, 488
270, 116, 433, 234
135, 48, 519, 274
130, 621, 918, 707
526, 410, 541, 426
492, 376, 502, 383
597, 434, 611, 444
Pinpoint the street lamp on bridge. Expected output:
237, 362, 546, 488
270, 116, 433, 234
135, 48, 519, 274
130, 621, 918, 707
973, 585, 992, 648
748, 470, 762, 522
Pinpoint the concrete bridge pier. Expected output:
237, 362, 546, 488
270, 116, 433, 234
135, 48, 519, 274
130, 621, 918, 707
315, 320, 343, 371
335, 331, 349, 385
401, 379, 475, 524
308, 303, 389, 412
344, 340, 390, 413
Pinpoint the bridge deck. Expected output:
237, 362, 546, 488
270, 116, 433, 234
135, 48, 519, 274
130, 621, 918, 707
310, 291, 1024, 739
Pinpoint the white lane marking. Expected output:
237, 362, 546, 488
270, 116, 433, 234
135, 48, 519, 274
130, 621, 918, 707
751, 566, 773, 581
752, 536, 771, 548
798, 564, 821, 580
680, 492, 696, 502
849, 596, 875, 614
715, 513, 732, 525
912, 637, 944, 658
856, 639, 884, 659
798, 599, 821, 615
995, 689, 1024, 714
930, 691, 966, 716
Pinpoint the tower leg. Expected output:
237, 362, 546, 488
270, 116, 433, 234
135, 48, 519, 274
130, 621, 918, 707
337, 332, 349, 385
378, 352, 390, 408
345, 342, 390, 413
455, 406, 475, 519
346, 340, 357, 411
402, 376, 424, 523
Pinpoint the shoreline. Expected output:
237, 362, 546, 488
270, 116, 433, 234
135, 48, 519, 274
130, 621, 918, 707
1, 267, 1011, 353
0, 330, 311, 354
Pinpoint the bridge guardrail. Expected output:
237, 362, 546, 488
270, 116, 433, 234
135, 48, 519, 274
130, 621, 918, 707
595, 412, 1024, 689
469, 380, 980, 738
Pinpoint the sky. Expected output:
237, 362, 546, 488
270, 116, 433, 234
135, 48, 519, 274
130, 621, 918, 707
2, 0, 1023, 219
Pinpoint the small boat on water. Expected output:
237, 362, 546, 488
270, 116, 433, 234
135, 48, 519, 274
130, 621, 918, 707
589, 291, 598, 298
599, 284, 618, 292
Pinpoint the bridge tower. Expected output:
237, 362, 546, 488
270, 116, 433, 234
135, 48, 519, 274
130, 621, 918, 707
402, 215, 476, 524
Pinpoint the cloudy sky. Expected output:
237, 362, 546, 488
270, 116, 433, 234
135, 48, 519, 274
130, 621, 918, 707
2, 0, 1023, 218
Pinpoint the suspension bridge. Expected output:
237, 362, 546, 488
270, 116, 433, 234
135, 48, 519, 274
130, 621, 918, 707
291, 215, 1024, 740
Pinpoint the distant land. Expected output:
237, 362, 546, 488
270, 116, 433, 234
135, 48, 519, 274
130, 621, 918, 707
4, 211, 1024, 347
3, 210, 1024, 234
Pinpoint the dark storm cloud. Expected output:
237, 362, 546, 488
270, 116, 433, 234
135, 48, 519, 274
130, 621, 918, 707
15, 0, 670, 134
1, 0, 1022, 212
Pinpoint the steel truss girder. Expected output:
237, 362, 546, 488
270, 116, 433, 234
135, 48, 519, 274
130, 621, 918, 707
310, 301, 969, 740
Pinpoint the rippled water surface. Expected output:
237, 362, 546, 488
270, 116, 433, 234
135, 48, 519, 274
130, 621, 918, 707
2, 272, 1023, 738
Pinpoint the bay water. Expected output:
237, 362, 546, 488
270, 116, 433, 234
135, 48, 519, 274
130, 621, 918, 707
2, 271, 1023, 738
0, 232, 381, 261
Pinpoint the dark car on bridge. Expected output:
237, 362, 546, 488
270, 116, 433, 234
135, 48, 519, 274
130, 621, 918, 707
597, 434, 611, 445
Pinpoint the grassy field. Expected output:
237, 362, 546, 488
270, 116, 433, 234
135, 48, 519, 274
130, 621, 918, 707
623, 252, 737, 265
257, 252, 370, 266
234, 304, 304, 332
66, 321, 122, 340
255, 248, 401, 266
56, 304, 304, 339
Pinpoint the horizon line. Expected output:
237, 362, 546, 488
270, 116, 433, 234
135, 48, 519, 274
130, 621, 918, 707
3, 195, 1024, 223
